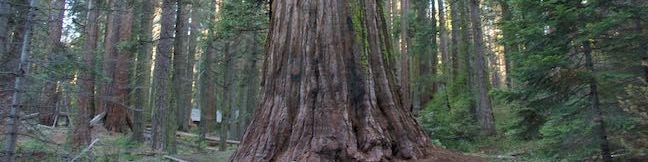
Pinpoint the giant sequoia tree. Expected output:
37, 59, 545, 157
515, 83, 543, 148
230, 0, 475, 161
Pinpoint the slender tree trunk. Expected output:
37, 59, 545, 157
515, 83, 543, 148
38, 0, 66, 126
449, 0, 461, 82
496, 0, 515, 89
1, 0, 27, 109
230, 0, 476, 161
438, 0, 449, 73
74, 0, 99, 150
4, 0, 35, 161
400, 0, 412, 111
583, 41, 612, 162
469, 0, 496, 136
0, 0, 9, 110
200, 0, 219, 140
643, 57, 648, 82
240, 32, 260, 138
152, 0, 176, 151
173, 0, 191, 132
187, 0, 201, 131
417, 0, 437, 109
0, 0, 8, 70
220, 42, 233, 151
131, 0, 154, 142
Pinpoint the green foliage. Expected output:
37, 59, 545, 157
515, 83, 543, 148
214, 1, 267, 39
495, 0, 648, 160
420, 77, 479, 152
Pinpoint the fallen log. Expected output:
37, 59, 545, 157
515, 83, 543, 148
71, 139, 100, 162
89, 112, 106, 126
163, 155, 189, 162
143, 128, 240, 145
175, 131, 240, 144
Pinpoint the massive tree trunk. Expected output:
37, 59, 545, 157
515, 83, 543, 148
173, 0, 191, 132
38, 0, 66, 125
400, 0, 412, 112
104, 0, 133, 133
469, 0, 496, 136
4, 0, 35, 161
152, 0, 176, 152
230, 0, 477, 161
74, 0, 99, 150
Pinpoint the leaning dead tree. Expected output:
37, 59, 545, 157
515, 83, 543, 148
229, 0, 478, 161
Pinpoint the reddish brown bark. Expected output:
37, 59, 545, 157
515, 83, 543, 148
73, 0, 99, 150
400, 0, 412, 111
38, 0, 66, 125
199, 0, 218, 139
104, 0, 133, 133
230, 0, 479, 161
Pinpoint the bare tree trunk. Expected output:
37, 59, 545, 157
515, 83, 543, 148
220, 42, 233, 151
438, 0, 449, 73
4, 0, 35, 161
199, 0, 219, 140
0, 0, 8, 67
38, 0, 66, 126
416, 0, 437, 110
186, 0, 201, 132
583, 41, 612, 162
152, 0, 176, 152
497, 0, 514, 89
100, 0, 119, 116
1, 0, 27, 109
74, 0, 99, 150
643, 57, 648, 82
240, 32, 260, 137
229, 0, 476, 161
173, 0, 191, 133
400, 0, 412, 112
449, 0, 461, 82
131, 0, 155, 142
104, 0, 133, 133
469, 0, 496, 136
0, 0, 9, 111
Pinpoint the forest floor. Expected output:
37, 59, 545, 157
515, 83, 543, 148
8, 125, 507, 162
5, 121, 237, 162
2, 107, 525, 162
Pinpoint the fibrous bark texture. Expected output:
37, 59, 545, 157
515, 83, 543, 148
152, 0, 176, 151
230, 0, 478, 161
173, 0, 191, 132
74, 0, 99, 150
468, 0, 496, 136
104, 0, 133, 133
